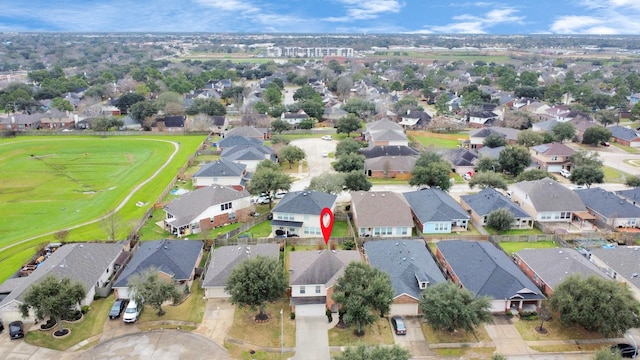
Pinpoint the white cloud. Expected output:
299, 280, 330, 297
421, 7, 523, 34
549, 1, 640, 34
192, 0, 258, 13
328, 0, 403, 21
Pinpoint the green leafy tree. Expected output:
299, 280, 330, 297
582, 126, 612, 146
550, 275, 640, 337
333, 153, 365, 173
415, 151, 443, 168
92, 117, 124, 131
336, 114, 362, 137
552, 122, 576, 142
630, 102, 640, 122
332, 263, 394, 336
483, 134, 507, 148
486, 208, 516, 232
335, 138, 365, 158
129, 100, 158, 125
270, 119, 291, 134
128, 267, 182, 316
225, 256, 288, 321
307, 173, 345, 194
419, 282, 491, 333
250, 160, 293, 209
475, 157, 501, 173
343, 171, 372, 191
595, 109, 619, 127
624, 175, 640, 187
299, 99, 324, 120
116, 93, 145, 114
335, 344, 410, 360
342, 98, 376, 119
498, 146, 531, 176
19, 275, 86, 334
279, 145, 306, 169
409, 161, 452, 191
297, 118, 314, 130
594, 347, 623, 360
517, 169, 554, 181
517, 129, 545, 147
434, 94, 450, 115
254, 101, 269, 115
468, 172, 508, 190
186, 98, 226, 116
571, 150, 603, 168
293, 85, 322, 102
569, 165, 604, 188
50, 97, 74, 111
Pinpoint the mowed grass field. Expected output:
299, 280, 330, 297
0, 135, 206, 282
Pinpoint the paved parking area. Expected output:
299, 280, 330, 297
0, 323, 61, 360
293, 315, 329, 360
391, 317, 434, 357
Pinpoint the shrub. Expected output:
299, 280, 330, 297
343, 238, 356, 250
290, 312, 296, 320
326, 308, 333, 323
81, 305, 90, 314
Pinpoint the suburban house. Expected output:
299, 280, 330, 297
587, 246, 640, 302
220, 143, 276, 172
0, 113, 42, 131
113, 240, 203, 300
363, 118, 408, 147
202, 244, 279, 298
192, 159, 247, 188
460, 188, 534, 229
164, 185, 252, 237
281, 110, 309, 127
351, 191, 414, 238
468, 110, 498, 128
270, 191, 337, 237
223, 126, 269, 140
468, 127, 519, 149
0, 243, 124, 322
403, 188, 470, 234
364, 155, 417, 179
608, 125, 640, 147
217, 135, 263, 151
514, 248, 609, 297
575, 188, 640, 230
436, 240, 546, 313
39, 110, 76, 129
289, 250, 361, 316
398, 109, 431, 129
529, 142, 575, 173
442, 148, 478, 176
153, 115, 186, 132
359, 145, 419, 159
616, 187, 640, 206
510, 178, 589, 224
364, 240, 445, 315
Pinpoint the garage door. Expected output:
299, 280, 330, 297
390, 303, 419, 316
490, 300, 506, 313
295, 304, 326, 317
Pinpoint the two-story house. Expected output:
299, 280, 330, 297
351, 191, 414, 238
270, 191, 337, 237
192, 159, 247, 188
530, 142, 575, 173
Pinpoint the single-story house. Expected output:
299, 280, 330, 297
0, 243, 124, 322
514, 248, 609, 297
575, 188, 640, 230
608, 125, 640, 147
460, 188, 534, 229
164, 185, 252, 237
510, 178, 589, 224
436, 240, 546, 313
364, 155, 417, 179
351, 191, 414, 238
403, 188, 469, 234
364, 240, 445, 316
587, 246, 640, 302
202, 244, 280, 298
113, 240, 203, 300
289, 250, 361, 316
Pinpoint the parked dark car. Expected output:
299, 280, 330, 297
611, 343, 638, 358
109, 299, 127, 319
9, 321, 24, 340
0, 320, 4, 333
391, 316, 407, 335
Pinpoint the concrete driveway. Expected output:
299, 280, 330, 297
289, 138, 337, 192
193, 298, 235, 346
74, 330, 230, 360
391, 317, 434, 357
292, 315, 329, 360
0, 323, 61, 360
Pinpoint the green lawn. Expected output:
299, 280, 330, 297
498, 241, 558, 254
603, 165, 631, 183
412, 135, 462, 149
485, 227, 545, 236
0, 135, 206, 283
138, 278, 207, 325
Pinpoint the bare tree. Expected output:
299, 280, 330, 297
190, 114, 213, 132
102, 212, 127, 241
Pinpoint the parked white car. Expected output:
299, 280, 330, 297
560, 169, 571, 178
123, 299, 141, 323
321, 135, 332, 140
274, 191, 288, 199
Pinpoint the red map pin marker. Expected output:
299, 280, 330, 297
320, 207, 334, 245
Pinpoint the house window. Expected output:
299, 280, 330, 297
220, 202, 233, 211
304, 227, 321, 235
551, 156, 558, 161
277, 213, 294, 221
434, 222, 446, 231
315, 286, 321, 294
541, 213, 552, 220
400, 228, 408, 235
228, 212, 236, 220
300, 286, 306, 294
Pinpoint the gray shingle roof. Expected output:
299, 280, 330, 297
366, 118, 403, 132
588, 246, 640, 291
370, 129, 407, 142
359, 145, 419, 159
351, 191, 413, 228
364, 240, 445, 300
272, 191, 337, 215
201, 244, 279, 288
218, 135, 263, 149
289, 250, 361, 287
616, 187, 640, 205
437, 240, 545, 300
609, 125, 640, 142
225, 126, 266, 138
513, 178, 586, 212
164, 185, 250, 227
403, 188, 469, 223
531, 142, 575, 156
0, 243, 123, 306
575, 188, 640, 218
113, 240, 203, 287
477, 146, 505, 159
193, 159, 246, 178
460, 188, 531, 218
365, 156, 417, 172
516, 248, 608, 290
443, 148, 478, 167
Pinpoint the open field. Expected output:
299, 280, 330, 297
0, 135, 206, 282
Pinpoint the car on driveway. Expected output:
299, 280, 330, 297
255, 195, 272, 204
123, 299, 142, 323
9, 321, 24, 340
274, 191, 288, 199
559, 169, 571, 178
321, 135, 332, 140
391, 316, 406, 335
321, 151, 329, 158
611, 343, 637, 358
109, 299, 127, 319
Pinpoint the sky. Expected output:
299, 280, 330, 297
1, 0, 640, 35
